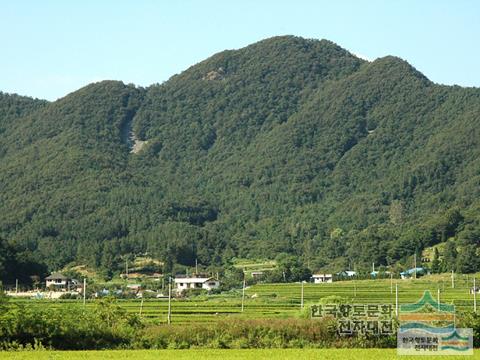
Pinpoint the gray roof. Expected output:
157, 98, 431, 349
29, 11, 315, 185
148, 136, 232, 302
45, 272, 69, 280
174, 277, 215, 283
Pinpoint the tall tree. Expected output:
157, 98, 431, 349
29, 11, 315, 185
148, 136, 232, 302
431, 247, 440, 274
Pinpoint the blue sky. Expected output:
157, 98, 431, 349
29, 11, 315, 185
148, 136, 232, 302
1, 0, 479, 100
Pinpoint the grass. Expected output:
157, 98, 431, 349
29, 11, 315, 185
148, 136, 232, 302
1, 349, 479, 360
232, 258, 277, 278
9, 273, 479, 325
248, 273, 479, 311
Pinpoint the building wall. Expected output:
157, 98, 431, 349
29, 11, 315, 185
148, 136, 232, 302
175, 280, 220, 291
46, 279, 69, 288
313, 276, 332, 283
202, 280, 220, 290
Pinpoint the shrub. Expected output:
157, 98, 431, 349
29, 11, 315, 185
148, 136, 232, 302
139, 318, 391, 349
0, 297, 143, 350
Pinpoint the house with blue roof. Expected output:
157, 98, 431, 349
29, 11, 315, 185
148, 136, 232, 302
400, 267, 426, 279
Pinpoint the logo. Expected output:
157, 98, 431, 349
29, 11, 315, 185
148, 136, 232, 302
311, 303, 394, 336
397, 290, 473, 355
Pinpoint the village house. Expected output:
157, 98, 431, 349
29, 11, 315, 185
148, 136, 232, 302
337, 270, 357, 278
250, 271, 264, 279
469, 286, 480, 295
173, 275, 220, 292
311, 274, 333, 283
120, 272, 162, 281
45, 273, 76, 291
400, 267, 426, 279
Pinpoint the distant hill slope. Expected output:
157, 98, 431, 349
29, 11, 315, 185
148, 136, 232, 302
1, 36, 479, 280
0, 92, 47, 139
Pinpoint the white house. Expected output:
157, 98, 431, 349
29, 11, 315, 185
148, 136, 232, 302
174, 276, 220, 292
45, 273, 73, 291
312, 274, 333, 283
337, 270, 357, 278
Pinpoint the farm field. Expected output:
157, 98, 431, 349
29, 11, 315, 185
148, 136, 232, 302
10, 273, 479, 325
247, 274, 479, 312
2, 349, 479, 360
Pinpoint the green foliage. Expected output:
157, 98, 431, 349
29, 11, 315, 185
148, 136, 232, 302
0, 36, 479, 279
0, 297, 142, 350
140, 318, 390, 349
460, 311, 480, 347
442, 241, 458, 272
431, 248, 440, 273
264, 254, 312, 282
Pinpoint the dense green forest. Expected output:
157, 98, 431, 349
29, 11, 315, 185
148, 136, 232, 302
0, 36, 479, 283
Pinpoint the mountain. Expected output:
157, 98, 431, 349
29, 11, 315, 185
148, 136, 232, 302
1, 36, 479, 282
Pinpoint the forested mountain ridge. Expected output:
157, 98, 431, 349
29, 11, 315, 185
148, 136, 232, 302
1, 36, 479, 282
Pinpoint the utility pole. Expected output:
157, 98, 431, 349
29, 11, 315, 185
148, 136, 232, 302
167, 277, 172, 324
451, 270, 455, 289
372, 262, 375, 273
301, 281, 304, 309
473, 277, 477, 313
83, 278, 86, 306
437, 288, 440, 311
395, 283, 399, 317
15, 279, 18, 294
390, 273, 393, 294
414, 253, 417, 280
241, 275, 246, 313
195, 259, 198, 275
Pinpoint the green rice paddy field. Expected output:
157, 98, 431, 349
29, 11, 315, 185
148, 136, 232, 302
1, 349, 479, 360
11, 274, 479, 324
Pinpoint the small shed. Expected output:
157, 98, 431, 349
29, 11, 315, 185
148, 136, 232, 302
470, 287, 480, 295
312, 274, 333, 283
400, 267, 426, 279
251, 271, 264, 279
337, 270, 357, 278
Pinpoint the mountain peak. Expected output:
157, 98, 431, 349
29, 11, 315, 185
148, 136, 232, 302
1, 36, 478, 278
370, 55, 430, 83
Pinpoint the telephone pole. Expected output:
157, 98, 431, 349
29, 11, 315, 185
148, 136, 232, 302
474, 277, 477, 313
395, 283, 399, 317
83, 278, 86, 306
414, 252, 417, 279
241, 274, 246, 312
390, 273, 393, 294
437, 288, 440, 311
167, 277, 172, 324
301, 281, 305, 309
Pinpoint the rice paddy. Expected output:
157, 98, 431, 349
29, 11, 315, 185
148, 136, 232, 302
9, 273, 479, 325
2, 348, 479, 360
